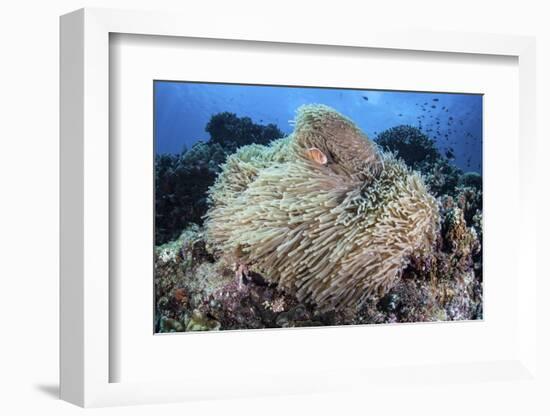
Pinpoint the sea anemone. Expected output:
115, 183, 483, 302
205, 105, 439, 311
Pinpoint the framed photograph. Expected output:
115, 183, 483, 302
152, 81, 484, 332
60, 8, 538, 407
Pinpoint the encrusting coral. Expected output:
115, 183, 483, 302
205, 105, 440, 311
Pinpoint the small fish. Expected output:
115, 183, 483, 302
445, 149, 455, 159
433, 98, 439, 102
362, 96, 369, 101
305, 147, 328, 165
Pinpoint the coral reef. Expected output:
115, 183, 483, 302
459, 171, 482, 190
155, 224, 313, 332
375, 125, 462, 197
154, 107, 483, 332
205, 105, 440, 311
155, 114, 284, 245
206, 111, 284, 153
424, 159, 462, 197
376, 125, 440, 170
155, 204, 482, 331
155, 142, 225, 244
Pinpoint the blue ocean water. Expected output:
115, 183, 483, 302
154, 81, 482, 173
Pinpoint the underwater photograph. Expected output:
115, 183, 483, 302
154, 81, 483, 333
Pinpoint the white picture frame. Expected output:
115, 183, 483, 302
60, 8, 538, 408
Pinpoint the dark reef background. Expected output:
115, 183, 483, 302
155, 113, 285, 245
154, 82, 483, 332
